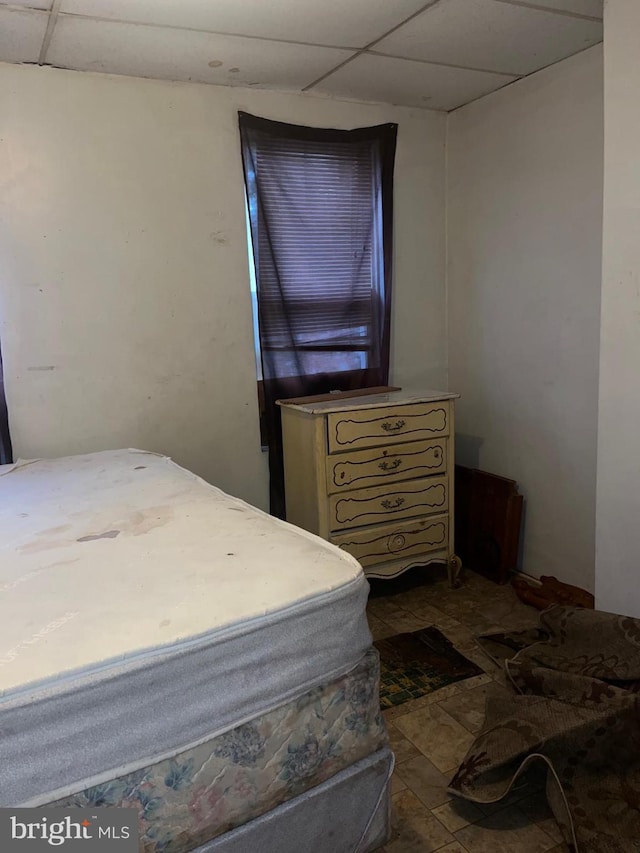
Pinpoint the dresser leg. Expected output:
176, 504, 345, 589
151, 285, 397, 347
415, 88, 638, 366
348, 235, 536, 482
448, 554, 462, 589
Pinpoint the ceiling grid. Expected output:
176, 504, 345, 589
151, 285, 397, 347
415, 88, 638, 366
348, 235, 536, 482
0, 0, 603, 111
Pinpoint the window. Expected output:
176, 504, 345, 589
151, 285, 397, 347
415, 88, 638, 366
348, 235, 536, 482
240, 114, 396, 385
239, 113, 397, 515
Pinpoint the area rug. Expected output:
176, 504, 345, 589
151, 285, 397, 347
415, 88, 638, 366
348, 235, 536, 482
374, 626, 484, 709
449, 606, 640, 853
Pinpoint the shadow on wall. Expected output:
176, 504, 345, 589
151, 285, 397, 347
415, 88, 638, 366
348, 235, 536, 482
516, 501, 527, 574
454, 433, 483, 469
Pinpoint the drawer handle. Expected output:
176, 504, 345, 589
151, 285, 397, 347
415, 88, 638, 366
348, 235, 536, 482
381, 419, 406, 432
378, 457, 402, 471
381, 497, 405, 509
389, 534, 406, 552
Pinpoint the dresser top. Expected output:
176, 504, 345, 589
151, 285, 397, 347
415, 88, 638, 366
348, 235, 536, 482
277, 388, 459, 415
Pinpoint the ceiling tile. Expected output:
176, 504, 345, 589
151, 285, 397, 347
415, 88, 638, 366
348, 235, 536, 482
0, 7, 48, 64
59, 0, 431, 48
516, 0, 603, 17
0, 1, 51, 8
46, 17, 353, 89
312, 53, 517, 112
375, 0, 603, 76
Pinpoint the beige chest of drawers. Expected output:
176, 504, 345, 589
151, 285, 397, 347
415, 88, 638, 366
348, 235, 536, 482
278, 389, 462, 587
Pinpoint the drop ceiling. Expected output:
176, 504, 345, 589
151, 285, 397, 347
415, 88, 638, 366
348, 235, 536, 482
0, 0, 603, 111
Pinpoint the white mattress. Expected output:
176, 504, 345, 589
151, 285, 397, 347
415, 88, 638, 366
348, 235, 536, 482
0, 449, 372, 806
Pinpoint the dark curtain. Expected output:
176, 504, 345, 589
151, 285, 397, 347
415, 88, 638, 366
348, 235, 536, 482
0, 339, 12, 465
239, 112, 397, 518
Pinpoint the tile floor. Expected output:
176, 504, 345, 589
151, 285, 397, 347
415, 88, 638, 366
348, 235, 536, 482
367, 567, 571, 853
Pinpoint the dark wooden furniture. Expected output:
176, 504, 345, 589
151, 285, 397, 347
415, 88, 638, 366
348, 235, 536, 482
454, 465, 523, 584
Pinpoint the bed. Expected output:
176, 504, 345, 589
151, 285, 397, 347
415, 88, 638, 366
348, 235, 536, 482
0, 449, 392, 852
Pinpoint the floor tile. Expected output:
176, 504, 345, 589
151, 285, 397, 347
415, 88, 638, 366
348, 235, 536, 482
394, 704, 475, 774
428, 592, 494, 625
431, 797, 485, 832
379, 609, 430, 634
435, 625, 478, 648
454, 805, 558, 852
394, 755, 452, 809
391, 771, 408, 795
368, 613, 397, 641
459, 673, 494, 690
395, 600, 443, 621
408, 604, 465, 633
535, 820, 564, 845
476, 598, 535, 626
370, 568, 546, 852
368, 597, 407, 621
386, 722, 421, 764
388, 589, 442, 612
383, 683, 466, 723
387, 790, 455, 853
459, 645, 502, 675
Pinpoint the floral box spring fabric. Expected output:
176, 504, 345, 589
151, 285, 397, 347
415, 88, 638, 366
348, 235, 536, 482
48, 649, 387, 853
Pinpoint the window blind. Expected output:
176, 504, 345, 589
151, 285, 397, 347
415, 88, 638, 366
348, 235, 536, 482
238, 112, 397, 517
239, 114, 397, 379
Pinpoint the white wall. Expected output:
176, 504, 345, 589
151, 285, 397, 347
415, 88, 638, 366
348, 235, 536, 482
595, 0, 640, 616
0, 63, 446, 509
447, 46, 603, 590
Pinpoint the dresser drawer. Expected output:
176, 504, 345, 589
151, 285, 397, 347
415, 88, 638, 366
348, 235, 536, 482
327, 402, 449, 453
326, 438, 447, 494
328, 476, 448, 531
331, 514, 448, 568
